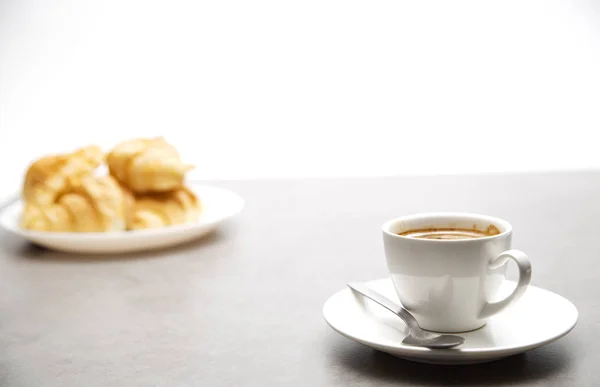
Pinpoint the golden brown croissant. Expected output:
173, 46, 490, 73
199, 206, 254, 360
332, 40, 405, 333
128, 186, 200, 230
23, 146, 104, 206
21, 175, 129, 232
120, 184, 136, 230
107, 137, 193, 194
21, 202, 74, 232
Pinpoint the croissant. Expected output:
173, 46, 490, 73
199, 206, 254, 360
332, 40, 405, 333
21, 175, 130, 232
21, 202, 74, 232
107, 137, 193, 194
23, 146, 104, 206
128, 187, 200, 230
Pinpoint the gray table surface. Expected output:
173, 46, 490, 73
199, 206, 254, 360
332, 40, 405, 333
0, 172, 597, 386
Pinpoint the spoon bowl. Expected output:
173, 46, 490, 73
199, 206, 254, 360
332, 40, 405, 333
402, 334, 465, 349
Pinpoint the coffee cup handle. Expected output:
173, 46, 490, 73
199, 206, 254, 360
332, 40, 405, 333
478, 249, 532, 319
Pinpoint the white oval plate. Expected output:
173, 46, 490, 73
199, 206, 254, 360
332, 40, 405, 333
0, 184, 244, 254
323, 278, 578, 365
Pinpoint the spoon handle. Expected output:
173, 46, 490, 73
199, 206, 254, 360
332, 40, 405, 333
347, 282, 423, 334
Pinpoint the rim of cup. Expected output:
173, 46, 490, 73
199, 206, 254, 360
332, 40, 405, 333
382, 212, 513, 243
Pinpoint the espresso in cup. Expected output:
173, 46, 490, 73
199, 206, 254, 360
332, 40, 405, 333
398, 225, 501, 240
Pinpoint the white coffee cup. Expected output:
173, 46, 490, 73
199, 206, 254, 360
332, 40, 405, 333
382, 212, 532, 333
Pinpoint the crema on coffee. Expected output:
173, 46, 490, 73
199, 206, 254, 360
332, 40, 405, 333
398, 225, 500, 240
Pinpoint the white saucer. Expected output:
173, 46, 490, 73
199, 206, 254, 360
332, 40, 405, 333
323, 278, 578, 365
0, 184, 244, 254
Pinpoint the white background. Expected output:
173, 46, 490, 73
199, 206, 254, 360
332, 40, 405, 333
1, 0, 600, 202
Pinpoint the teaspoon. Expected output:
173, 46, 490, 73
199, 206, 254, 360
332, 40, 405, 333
348, 282, 465, 349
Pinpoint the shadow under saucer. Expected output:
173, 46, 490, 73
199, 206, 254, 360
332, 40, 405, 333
326, 335, 573, 386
